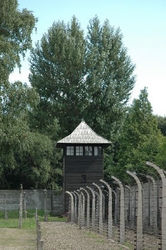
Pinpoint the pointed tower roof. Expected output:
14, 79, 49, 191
57, 120, 111, 147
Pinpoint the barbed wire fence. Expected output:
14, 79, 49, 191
66, 161, 166, 250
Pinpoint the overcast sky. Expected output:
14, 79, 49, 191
10, 0, 166, 116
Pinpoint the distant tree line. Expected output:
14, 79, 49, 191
0, 0, 165, 189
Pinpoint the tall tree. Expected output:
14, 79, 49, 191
85, 17, 135, 139
107, 88, 162, 181
0, 80, 62, 189
0, 1, 62, 189
0, 0, 36, 83
29, 16, 135, 141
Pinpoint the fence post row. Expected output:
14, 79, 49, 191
2, 161, 165, 249
65, 162, 166, 250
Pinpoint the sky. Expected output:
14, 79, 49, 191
10, 0, 166, 116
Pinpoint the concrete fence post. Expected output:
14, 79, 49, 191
65, 191, 74, 223
125, 185, 131, 227
87, 186, 95, 231
35, 208, 38, 236
80, 188, 90, 229
80, 191, 85, 227
93, 183, 103, 234
112, 176, 125, 244
74, 190, 82, 229
23, 192, 27, 219
74, 191, 80, 225
36, 220, 44, 250
43, 189, 47, 221
4, 193, 8, 220
112, 189, 118, 226
126, 170, 143, 250
77, 190, 82, 229
72, 192, 78, 223
130, 186, 136, 229
146, 175, 158, 234
146, 161, 166, 250
38, 240, 44, 250
100, 179, 113, 239
19, 184, 23, 229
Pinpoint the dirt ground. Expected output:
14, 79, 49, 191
0, 228, 36, 250
41, 222, 129, 250
0, 222, 160, 250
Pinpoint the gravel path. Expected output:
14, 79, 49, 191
41, 222, 129, 250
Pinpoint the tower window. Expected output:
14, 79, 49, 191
76, 146, 83, 156
94, 146, 102, 156
85, 146, 92, 156
66, 146, 74, 155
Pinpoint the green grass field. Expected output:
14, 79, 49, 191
0, 209, 67, 229
0, 210, 67, 249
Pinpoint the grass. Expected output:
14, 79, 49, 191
0, 210, 67, 249
0, 209, 67, 229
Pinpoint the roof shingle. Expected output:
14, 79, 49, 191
57, 120, 111, 146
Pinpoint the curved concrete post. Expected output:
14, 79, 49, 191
65, 191, 74, 223
80, 188, 90, 229
74, 191, 81, 229
93, 183, 103, 234
125, 185, 131, 227
126, 171, 143, 250
146, 175, 158, 234
72, 192, 77, 223
112, 189, 118, 226
112, 176, 125, 244
87, 186, 95, 231
74, 191, 79, 224
81, 191, 85, 227
146, 161, 166, 249
100, 179, 113, 238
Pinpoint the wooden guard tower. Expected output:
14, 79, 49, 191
56, 120, 111, 212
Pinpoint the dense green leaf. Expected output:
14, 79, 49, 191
29, 16, 135, 140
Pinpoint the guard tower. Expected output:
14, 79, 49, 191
56, 120, 111, 212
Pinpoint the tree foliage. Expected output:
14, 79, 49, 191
0, 0, 36, 83
106, 88, 162, 181
29, 16, 135, 141
156, 115, 166, 136
155, 116, 166, 169
3, 10, 163, 189
155, 136, 166, 169
0, 81, 62, 189
0, 1, 62, 189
